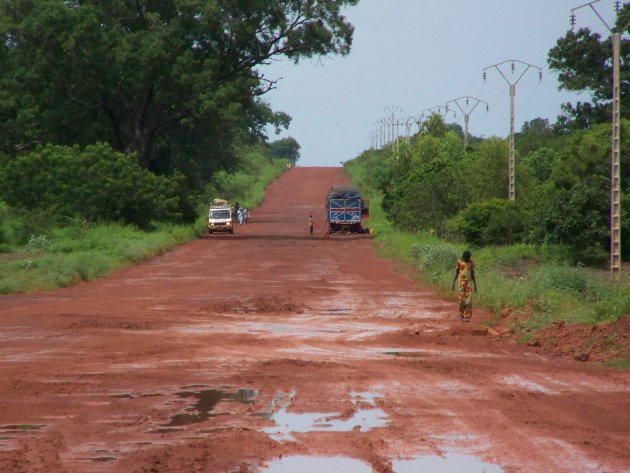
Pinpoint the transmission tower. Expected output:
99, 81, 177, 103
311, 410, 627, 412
483, 60, 542, 201
445, 96, 489, 145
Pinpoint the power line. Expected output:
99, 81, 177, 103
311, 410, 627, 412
483, 59, 543, 201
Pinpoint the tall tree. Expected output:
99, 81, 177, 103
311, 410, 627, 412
0, 0, 357, 180
268, 136, 300, 163
548, 3, 630, 129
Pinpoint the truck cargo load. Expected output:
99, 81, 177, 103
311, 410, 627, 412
326, 186, 369, 234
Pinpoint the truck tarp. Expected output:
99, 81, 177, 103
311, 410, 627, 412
327, 186, 361, 200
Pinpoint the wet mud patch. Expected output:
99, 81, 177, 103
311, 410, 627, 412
0, 424, 45, 433
166, 387, 257, 427
320, 307, 353, 316
202, 296, 308, 315
64, 315, 151, 330
0, 424, 46, 449
383, 350, 430, 358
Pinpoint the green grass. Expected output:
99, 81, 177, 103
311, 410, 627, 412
345, 158, 630, 332
602, 358, 630, 369
0, 157, 288, 294
0, 223, 197, 293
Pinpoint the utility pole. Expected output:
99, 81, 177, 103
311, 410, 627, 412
414, 106, 453, 134
446, 96, 489, 145
377, 118, 386, 148
483, 60, 542, 201
384, 105, 402, 146
571, 0, 628, 281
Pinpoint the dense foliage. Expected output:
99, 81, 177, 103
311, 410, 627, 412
0, 0, 357, 186
357, 115, 630, 264
0, 143, 189, 228
548, 3, 630, 129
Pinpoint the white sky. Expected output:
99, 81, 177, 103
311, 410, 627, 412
260, 0, 618, 167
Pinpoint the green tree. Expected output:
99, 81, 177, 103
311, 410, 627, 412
450, 198, 527, 246
268, 137, 301, 164
524, 120, 630, 261
548, 3, 630, 128
520, 148, 558, 183
0, 0, 357, 182
380, 126, 466, 232
0, 143, 186, 227
526, 177, 609, 263
459, 137, 509, 203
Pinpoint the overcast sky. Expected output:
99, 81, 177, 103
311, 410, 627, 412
260, 0, 618, 167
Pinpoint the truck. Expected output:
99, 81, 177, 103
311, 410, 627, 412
326, 186, 369, 234
207, 199, 234, 234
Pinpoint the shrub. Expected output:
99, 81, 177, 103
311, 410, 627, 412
450, 198, 527, 246
0, 143, 185, 227
525, 177, 609, 263
410, 242, 458, 272
25, 234, 51, 251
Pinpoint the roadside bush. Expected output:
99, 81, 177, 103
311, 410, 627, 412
410, 242, 458, 272
0, 143, 185, 228
526, 177, 609, 264
449, 198, 528, 246
0, 203, 61, 245
25, 234, 52, 251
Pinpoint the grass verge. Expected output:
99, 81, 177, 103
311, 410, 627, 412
346, 159, 630, 367
1, 158, 288, 294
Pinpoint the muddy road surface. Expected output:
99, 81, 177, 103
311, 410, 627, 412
1, 167, 629, 473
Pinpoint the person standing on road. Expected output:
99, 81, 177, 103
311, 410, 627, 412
452, 250, 477, 322
308, 215, 314, 235
237, 208, 244, 225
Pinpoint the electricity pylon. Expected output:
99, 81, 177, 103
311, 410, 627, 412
445, 96, 489, 145
483, 60, 542, 201
384, 105, 402, 146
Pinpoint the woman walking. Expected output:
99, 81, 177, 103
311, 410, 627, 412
452, 250, 477, 322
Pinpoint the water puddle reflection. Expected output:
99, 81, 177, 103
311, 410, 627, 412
259, 454, 503, 473
393, 453, 504, 472
167, 387, 257, 426
261, 391, 388, 441
260, 455, 372, 473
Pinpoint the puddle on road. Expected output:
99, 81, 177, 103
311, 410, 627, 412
167, 387, 257, 426
259, 455, 372, 472
259, 454, 504, 473
393, 453, 504, 472
383, 351, 430, 358
320, 308, 352, 316
261, 391, 388, 441
0, 424, 45, 433
91, 456, 117, 462
110, 393, 134, 399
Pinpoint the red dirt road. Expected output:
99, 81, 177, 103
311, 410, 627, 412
1, 167, 629, 473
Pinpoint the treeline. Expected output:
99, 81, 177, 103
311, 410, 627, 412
353, 116, 630, 264
0, 1, 356, 241
351, 5, 630, 265
0, 140, 296, 248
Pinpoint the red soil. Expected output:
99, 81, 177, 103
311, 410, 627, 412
0, 167, 629, 473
